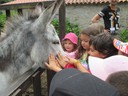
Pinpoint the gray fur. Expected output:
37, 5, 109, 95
0, 0, 64, 92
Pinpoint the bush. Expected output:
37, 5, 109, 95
120, 29, 128, 42
0, 13, 6, 33
52, 18, 80, 36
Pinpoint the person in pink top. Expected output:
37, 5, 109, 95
62, 32, 78, 58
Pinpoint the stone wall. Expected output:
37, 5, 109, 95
66, 2, 128, 31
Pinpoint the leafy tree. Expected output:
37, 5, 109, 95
52, 18, 80, 36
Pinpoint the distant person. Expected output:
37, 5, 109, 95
91, 0, 120, 34
62, 32, 78, 58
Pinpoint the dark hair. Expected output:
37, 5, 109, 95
75, 25, 104, 59
106, 71, 128, 96
89, 23, 104, 34
90, 32, 118, 57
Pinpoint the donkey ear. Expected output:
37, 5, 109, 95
30, 3, 45, 18
35, 3, 45, 15
34, 0, 63, 29
42, 0, 63, 24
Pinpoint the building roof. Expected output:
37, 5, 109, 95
65, 0, 128, 4
0, 0, 54, 10
1, 0, 128, 6
1, 0, 54, 6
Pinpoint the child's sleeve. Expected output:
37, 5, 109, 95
64, 63, 76, 68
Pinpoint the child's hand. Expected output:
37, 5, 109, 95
56, 52, 68, 68
65, 56, 80, 66
45, 54, 62, 72
56, 52, 81, 67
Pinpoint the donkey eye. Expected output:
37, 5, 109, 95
52, 41, 59, 44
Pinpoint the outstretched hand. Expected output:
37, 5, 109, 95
45, 54, 62, 72
45, 53, 89, 73
65, 56, 79, 66
56, 52, 79, 67
56, 52, 68, 68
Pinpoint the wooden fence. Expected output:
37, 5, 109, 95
0, 66, 48, 96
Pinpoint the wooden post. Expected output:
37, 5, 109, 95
47, 70, 56, 95
17, 9, 23, 15
59, 0, 66, 40
5, 10, 10, 19
32, 71, 42, 96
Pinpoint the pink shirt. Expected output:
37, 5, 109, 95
65, 51, 76, 58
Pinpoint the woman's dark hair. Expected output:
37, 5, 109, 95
90, 32, 118, 57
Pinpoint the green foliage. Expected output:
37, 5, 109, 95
0, 0, 12, 3
52, 18, 80, 36
52, 19, 59, 33
120, 29, 128, 42
0, 13, 6, 32
11, 10, 18, 16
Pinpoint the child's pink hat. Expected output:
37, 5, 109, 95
63, 32, 78, 45
113, 39, 128, 55
88, 55, 128, 81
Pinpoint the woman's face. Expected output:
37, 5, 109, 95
80, 34, 90, 51
88, 45, 106, 58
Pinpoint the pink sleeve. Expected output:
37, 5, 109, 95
64, 63, 76, 68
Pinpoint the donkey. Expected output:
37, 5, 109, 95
0, 0, 64, 92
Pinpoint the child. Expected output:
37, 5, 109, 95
89, 23, 104, 34
88, 32, 118, 58
62, 32, 78, 58
106, 71, 128, 96
45, 24, 104, 71
113, 39, 128, 56
75, 24, 104, 70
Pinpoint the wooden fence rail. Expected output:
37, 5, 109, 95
0, 66, 45, 96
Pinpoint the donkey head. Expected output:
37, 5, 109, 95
0, 0, 64, 72
0, 0, 65, 93
30, 0, 64, 68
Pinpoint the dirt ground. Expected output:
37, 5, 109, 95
23, 70, 48, 96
